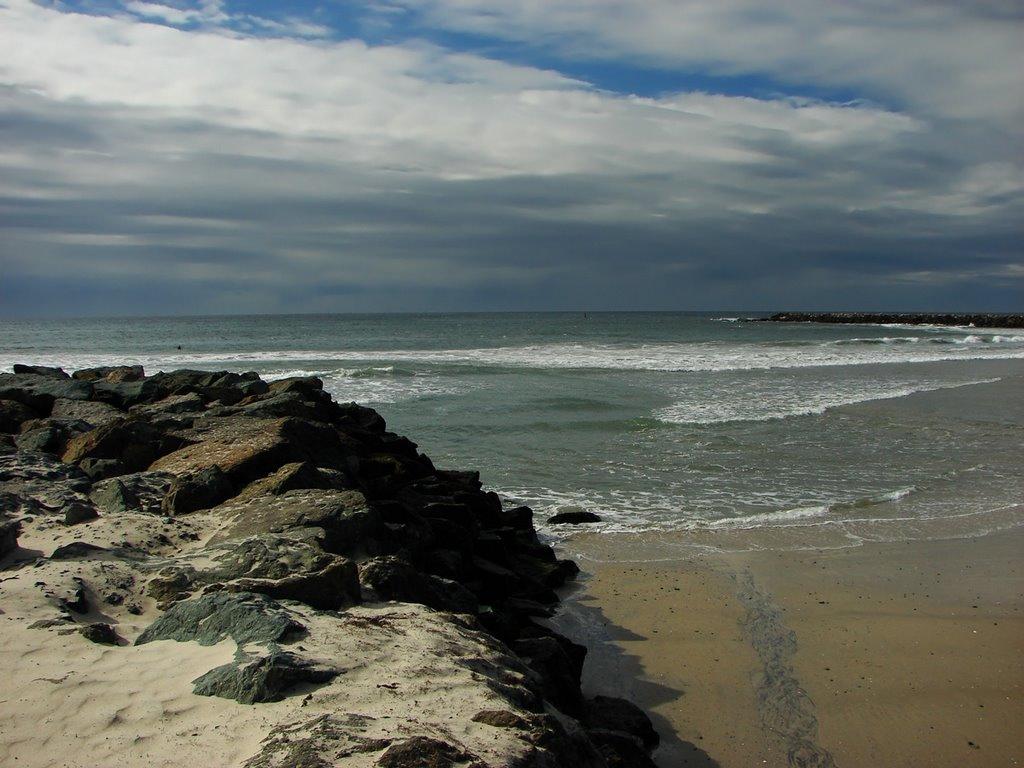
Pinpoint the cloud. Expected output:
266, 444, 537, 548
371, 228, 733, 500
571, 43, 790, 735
0, 0, 1021, 316
387, 0, 1024, 122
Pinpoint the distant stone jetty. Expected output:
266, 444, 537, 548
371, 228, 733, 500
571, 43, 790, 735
763, 312, 1023, 328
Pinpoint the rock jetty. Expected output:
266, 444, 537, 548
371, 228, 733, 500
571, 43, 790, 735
0, 366, 659, 767
763, 312, 1023, 328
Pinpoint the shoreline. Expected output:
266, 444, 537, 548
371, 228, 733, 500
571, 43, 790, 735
560, 526, 1024, 767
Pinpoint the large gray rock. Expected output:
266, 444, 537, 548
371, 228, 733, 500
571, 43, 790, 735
50, 398, 125, 428
0, 373, 93, 413
192, 650, 338, 704
161, 465, 234, 515
147, 532, 360, 610
12, 364, 69, 378
62, 418, 188, 473
150, 416, 349, 486
72, 365, 145, 382
0, 399, 37, 433
90, 471, 174, 516
209, 488, 382, 556
136, 592, 303, 646
358, 555, 477, 614
0, 511, 20, 557
582, 695, 659, 750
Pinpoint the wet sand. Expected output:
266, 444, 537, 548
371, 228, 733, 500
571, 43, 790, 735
562, 526, 1024, 767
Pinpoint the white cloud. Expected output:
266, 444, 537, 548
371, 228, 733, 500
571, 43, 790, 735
391, 0, 1024, 123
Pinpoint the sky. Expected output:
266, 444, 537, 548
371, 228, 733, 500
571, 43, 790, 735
0, 0, 1022, 316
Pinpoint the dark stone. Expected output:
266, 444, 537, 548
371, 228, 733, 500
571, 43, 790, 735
50, 398, 124, 428
583, 696, 659, 749
471, 709, 530, 729
235, 461, 335, 499
375, 736, 480, 768
242, 715, 393, 768
91, 471, 174, 515
64, 501, 99, 525
80, 622, 122, 645
13, 364, 69, 378
764, 311, 1024, 329
51, 542, 110, 560
78, 458, 125, 481
72, 365, 145, 382
586, 728, 658, 768
0, 399, 37, 433
209, 489, 382, 557
358, 556, 478, 614
62, 417, 187, 473
152, 533, 361, 611
192, 650, 338, 704
546, 509, 602, 525
14, 426, 65, 454
513, 635, 585, 715
267, 376, 324, 397
0, 512, 20, 557
136, 592, 304, 646
0, 373, 93, 413
162, 465, 234, 515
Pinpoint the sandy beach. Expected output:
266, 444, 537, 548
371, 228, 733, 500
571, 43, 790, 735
564, 525, 1024, 767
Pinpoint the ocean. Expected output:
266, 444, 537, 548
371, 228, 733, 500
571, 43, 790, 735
3, 312, 1022, 552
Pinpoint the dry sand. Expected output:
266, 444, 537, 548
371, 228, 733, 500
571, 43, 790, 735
563, 526, 1024, 768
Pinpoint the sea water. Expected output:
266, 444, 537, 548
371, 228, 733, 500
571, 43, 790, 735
3, 312, 1022, 550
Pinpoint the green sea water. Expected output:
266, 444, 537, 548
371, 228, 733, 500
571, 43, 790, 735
3, 312, 1022, 550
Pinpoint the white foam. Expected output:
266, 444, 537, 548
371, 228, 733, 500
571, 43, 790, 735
704, 505, 831, 529
654, 378, 1001, 425
4, 334, 1024, 376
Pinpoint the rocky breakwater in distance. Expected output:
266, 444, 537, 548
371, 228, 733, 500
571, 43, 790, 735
0, 365, 661, 768
762, 311, 1024, 328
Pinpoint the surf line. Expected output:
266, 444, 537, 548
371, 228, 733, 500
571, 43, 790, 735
734, 570, 837, 768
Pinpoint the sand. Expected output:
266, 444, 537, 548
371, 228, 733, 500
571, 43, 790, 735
563, 526, 1024, 768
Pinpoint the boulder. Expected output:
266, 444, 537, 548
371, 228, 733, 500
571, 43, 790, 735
358, 556, 478, 614
79, 622, 123, 645
266, 376, 324, 397
12, 364, 69, 378
235, 461, 336, 500
0, 399, 37, 433
72, 365, 144, 383
150, 416, 349, 486
513, 635, 586, 715
78, 458, 125, 481
583, 696, 659, 750
376, 736, 480, 768
90, 471, 174, 515
192, 650, 338, 704
50, 398, 124, 427
136, 592, 304, 646
149, 533, 360, 610
209, 488, 382, 556
0, 373, 93, 413
63, 418, 187, 473
161, 465, 234, 515
586, 729, 658, 768
547, 509, 602, 525
14, 425, 66, 454
0, 512, 20, 557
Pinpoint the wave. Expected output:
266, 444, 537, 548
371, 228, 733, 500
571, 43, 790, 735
5, 334, 1024, 376
654, 378, 1001, 425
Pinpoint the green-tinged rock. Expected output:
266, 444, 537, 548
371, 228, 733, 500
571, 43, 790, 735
192, 650, 338, 704
135, 592, 304, 646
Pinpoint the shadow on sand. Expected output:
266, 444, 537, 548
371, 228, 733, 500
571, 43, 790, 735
549, 577, 721, 768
